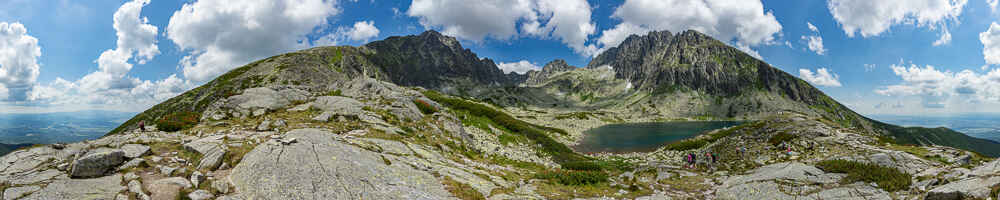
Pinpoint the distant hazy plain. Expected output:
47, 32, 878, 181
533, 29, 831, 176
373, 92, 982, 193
871, 113, 1000, 143
0, 111, 134, 145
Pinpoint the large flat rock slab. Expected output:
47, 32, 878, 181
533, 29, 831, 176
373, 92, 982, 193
926, 176, 1000, 200
70, 148, 125, 178
21, 174, 124, 200
228, 128, 453, 199
183, 135, 227, 170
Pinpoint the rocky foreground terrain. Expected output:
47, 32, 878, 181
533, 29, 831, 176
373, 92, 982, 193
4, 30, 1000, 200
2, 77, 999, 200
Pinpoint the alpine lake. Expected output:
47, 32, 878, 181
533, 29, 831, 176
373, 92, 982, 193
574, 121, 742, 153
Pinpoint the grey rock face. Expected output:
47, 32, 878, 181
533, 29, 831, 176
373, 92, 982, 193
229, 128, 453, 199
312, 111, 333, 122
805, 183, 891, 200
9, 169, 61, 185
524, 59, 577, 86
158, 165, 178, 176
117, 158, 146, 171
187, 190, 214, 200
721, 162, 840, 186
149, 177, 193, 200
69, 148, 125, 178
717, 162, 858, 199
951, 155, 971, 166
183, 135, 228, 171
23, 174, 125, 199
364, 30, 514, 90
212, 180, 231, 194
257, 120, 271, 131
120, 144, 150, 158
191, 171, 205, 188
926, 176, 1000, 200
127, 179, 150, 200
4, 185, 41, 200
972, 159, 1000, 177
310, 96, 364, 116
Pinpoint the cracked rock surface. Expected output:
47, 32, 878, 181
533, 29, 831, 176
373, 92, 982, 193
227, 128, 453, 199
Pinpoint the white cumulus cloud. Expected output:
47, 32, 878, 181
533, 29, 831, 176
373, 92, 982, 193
26, 0, 196, 111
79, 0, 158, 94
112, 0, 159, 64
528, 0, 598, 56
799, 68, 842, 87
348, 21, 380, 41
981, 22, 1000, 65
865, 64, 877, 72
595, 0, 783, 57
989, 0, 999, 13
315, 20, 382, 46
408, 0, 535, 41
167, 0, 340, 82
807, 22, 819, 32
802, 35, 826, 55
802, 22, 827, 55
876, 63, 1000, 108
0, 22, 41, 101
498, 60, 541, 74
933, 28, 952, 46
827, 0, 967, 38
407, 0, 598, 56
734, 43, 763, 59
802, 22, 826, 55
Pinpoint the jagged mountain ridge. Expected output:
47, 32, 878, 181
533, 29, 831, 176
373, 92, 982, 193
106, 30, 1000, 156
523, 59, 576, 86
510, 30, 1000, 156
364, 31, 516, 92
10, 29, 1000, 200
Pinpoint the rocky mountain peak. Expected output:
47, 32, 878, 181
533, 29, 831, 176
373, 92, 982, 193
541, 59, 574, 72
416, 30, 462, 52
522, 59, 578, 86
364, 31, 512, 91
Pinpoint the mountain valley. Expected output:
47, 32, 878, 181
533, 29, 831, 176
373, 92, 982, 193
3, 30, 1000, 200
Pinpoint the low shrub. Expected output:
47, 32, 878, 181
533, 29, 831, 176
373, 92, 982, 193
663, 121, 759, 151
156, 112, 200, 132
534, 170, 609, 185
326, 89, 342, 96
554, 112, 589, 120
816, 159, 912, 192
561, 161, 603, 171
768, 132, 798, 146
562, 160, 635, 172
664, 139, 709, 151
413, 99, 438, 114
423, 90, 585, 163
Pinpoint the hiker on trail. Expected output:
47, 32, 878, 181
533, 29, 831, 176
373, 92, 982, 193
691, 153, 698, 169
704, 152, 712, 170
685, 154, 693, 169
138, 121, 145, 132
711, 153, 718, 165
738, 146, 746, 160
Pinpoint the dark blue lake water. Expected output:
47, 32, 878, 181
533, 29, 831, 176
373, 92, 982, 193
574, 121, 741, 153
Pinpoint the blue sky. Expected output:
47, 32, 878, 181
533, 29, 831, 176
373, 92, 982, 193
1, 0, 1000, 116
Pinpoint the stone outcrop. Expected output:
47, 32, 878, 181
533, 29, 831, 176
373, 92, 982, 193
523, 59, 577, 86
228, 128, 453, 199
69, 148, 125, 178
183, 135, 228, 171
926, 176, 1000, 200
22, 174, 125, 199
121, 144, 150, 158
149, 177, 193, 200
364, 30, 514, 90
